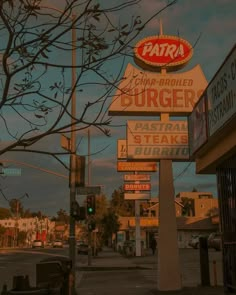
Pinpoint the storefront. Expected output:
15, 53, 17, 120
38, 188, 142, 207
189, 44, 236, 293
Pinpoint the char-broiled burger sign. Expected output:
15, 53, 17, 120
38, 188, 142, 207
134, 35, 193, 72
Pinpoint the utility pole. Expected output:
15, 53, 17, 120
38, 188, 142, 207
69, 13, 77, 295
87, 128, 92, 266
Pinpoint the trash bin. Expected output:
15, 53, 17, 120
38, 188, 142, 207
5, 275, 60, 294
36, 256, 72, 293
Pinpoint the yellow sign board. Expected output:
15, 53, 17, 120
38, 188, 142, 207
117, 161, 157, 172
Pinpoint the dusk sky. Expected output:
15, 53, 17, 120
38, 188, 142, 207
0, 0, 235, 216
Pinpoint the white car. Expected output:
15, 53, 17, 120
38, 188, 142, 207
188, 235, 200, 249
32, 240, 44, 248
52, 240, 63, 248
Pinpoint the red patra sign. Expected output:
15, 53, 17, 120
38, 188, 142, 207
134, 35, 193, 71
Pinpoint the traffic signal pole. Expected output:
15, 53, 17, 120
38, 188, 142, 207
86, 195, 96, 266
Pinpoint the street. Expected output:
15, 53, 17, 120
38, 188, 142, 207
0, 247, 69, 290
0, 247, 223, 293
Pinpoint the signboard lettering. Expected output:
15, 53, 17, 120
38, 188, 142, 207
124, 183, 151, 191
207, 45, 236, 136
127, 120, 189, 160
117, 139, 127, 159
108, 64, 207, 116
117, 161, 157, 172
124, 174, 150, 181
134, 35, 193, 71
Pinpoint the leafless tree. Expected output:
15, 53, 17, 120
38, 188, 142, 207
0, 0, 177, 161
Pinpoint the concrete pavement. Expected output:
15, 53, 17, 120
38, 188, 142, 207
75, 247, 226, 295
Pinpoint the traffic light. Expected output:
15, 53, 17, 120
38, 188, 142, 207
86, 195, 96, 215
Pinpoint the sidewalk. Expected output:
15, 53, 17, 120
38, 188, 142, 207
75, 247, 225, 295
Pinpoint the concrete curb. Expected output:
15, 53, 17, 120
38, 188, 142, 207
149, 286, 225, 295
76, 265, 149, 271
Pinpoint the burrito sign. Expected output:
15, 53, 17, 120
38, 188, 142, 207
134, 35, 193, 72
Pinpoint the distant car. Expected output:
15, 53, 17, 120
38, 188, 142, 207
77, 243, 89, 255
32, 240, 44, 248
52, 240, 63, 248
46, 241, 53, 247
208, 233, 222, 251
188, 235, 200, 249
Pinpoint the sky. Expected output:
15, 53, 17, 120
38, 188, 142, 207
0, 0, 236, 216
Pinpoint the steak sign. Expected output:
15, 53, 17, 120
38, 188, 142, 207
134, 35, 193, 72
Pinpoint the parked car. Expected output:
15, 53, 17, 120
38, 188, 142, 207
52, 240, 63, 248
188, 235, 210, 249
77, 243, 89, 255
32, 239, 44, 248
208, 233, 222, 251
188, 235, 200, 249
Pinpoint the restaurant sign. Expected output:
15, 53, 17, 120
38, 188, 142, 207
117, 139, 127, 160
134, 35, 193, 72
127, 120, 189, 160
108, 63, 207, 116
124, 174, 151, 181
117, 161, 157, 172
207, 44, 236, 136
124, 193, 151, 200
188, 92, 208, 156
124, 183, 151, 191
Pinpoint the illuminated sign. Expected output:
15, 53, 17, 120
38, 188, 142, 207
127, 120, 189, 160
124, 174, 151, 181
117, 161, 157, 172
134, 35, 193, 72
124, 183, 151, 191
108, 64, 207, 116
207, 45, 236, 136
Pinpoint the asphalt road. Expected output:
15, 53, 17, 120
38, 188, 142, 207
0, 246, 69, 291
0, 247, 223, 293
78, 269, 157, 295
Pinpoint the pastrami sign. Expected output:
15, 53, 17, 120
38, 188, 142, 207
134, 35, 193, 72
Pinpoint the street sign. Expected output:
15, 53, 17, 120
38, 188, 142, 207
124, 193, 151, 200
117, 161, 157, 172
1, 168, 22, 176
124, 174, 151, 181
77, 186, 101, 195
124, 183, 151, 191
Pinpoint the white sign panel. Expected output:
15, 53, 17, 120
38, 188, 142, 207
124, 193, 151, 200
127, 120, 189, 160
207, 45, 236, 136
117, 139, 127, 160
108, 63, 207, 116
188, 92, 208, 155
124, 174, 151, 181
124, 183, 151, 191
